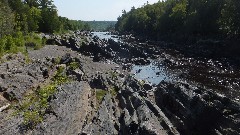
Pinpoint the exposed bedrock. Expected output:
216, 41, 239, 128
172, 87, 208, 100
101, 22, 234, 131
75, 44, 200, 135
155, 81, 240, 135
1, 32, 239, 135
81, 76, 180, 135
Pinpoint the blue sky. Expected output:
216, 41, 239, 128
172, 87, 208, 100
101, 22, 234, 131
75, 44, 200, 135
53, 0, 159, 21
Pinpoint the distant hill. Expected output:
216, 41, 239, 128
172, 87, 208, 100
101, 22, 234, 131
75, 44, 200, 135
85, 21, 116, 31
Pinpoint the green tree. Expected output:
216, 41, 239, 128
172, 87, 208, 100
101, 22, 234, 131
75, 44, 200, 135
219, 0, 240, 37
38, 0, 60, 33
24, 0, 40, 7
28, 7, 41, 31
8, 0, 30, 32
0, 0, 15, 38
39, 8, 60, 33
170, 0, 187, 33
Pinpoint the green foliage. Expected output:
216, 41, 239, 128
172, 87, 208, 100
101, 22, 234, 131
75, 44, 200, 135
59, 17, 90, 32
52, 66, 69, 85
68, 62, 80, 70
39, 7, 61, 33
53, 57, 61, 64
96, 89, 107, 102
0, 31, 45, 57
0, 0, 14, 38
109, 87, 119, 97
16, 66, 69, 129
23, 110, 43, 127
4, 36, 16, 51
0, 0, 90, 58
0, 32, 25, 56
85, 21, 116, 31
28, 7, 41, 31
6, 0, 89, 34
25, 33, 45, 50
219, 0, 240, 37
18, 84, 57, 129
1, 0, 92, 57
116, 0, 240, 40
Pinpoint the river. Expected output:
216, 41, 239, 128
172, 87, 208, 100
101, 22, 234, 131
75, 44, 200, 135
92, 32, 176, 85
92, 31, 240, 100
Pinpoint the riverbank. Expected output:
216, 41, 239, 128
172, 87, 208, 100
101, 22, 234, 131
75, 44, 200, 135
0, 31, 239, 135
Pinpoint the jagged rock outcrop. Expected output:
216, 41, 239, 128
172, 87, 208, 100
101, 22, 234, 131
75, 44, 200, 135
154, 81, 240, 135
0, 53, 52, 101
81, 76, 179, 135
82, 94, 120, 135
1, 32, 239, 135
31, 82, 92, 135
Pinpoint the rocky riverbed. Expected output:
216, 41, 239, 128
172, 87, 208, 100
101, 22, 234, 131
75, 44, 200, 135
0, 31, 239, 135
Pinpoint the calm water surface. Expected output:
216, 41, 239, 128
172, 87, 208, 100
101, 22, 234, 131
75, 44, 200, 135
92, 32, 174, 85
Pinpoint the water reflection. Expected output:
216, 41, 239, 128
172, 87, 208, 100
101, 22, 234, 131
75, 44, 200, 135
131, 61, 173, 85
92, 32, 174, 85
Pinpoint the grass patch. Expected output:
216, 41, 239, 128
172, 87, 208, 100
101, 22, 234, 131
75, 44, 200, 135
68, 61, 80, 70
14, 66, 69, 129
95, 86, 119, 103
109, 86, 119, 97
15, 84, 57, 129
96, 89, 107, 102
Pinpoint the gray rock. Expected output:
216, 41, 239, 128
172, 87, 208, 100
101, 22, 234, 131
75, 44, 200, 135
82, 94, 119, 135
60, 53, 72, 64
154, 81, 240, 135
32, 82, 92, 135
71, 69, 84, 81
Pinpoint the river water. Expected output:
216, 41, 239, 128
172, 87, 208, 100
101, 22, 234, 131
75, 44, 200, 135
92, 32, 119, 42
92, 32, 174, 85
131, 61, 174, 85
92, 32, 240, 100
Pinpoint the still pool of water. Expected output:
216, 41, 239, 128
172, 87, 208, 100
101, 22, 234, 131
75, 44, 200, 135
131, 61, 173, 85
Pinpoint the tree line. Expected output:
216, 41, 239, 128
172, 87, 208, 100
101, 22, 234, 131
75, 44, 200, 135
0, 0, 90, 37
85, 21, 116, 31
0, 0, 90, 56
115, 0, 240, 41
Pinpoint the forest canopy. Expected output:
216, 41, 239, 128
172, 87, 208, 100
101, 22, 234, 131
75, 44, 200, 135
115, 0, 240, 40
0, 0, 90, 37
0, 0, 90, 56
85, 21, 116, 31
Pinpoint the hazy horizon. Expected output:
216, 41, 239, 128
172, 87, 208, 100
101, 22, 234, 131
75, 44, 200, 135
53, 0, 159, 21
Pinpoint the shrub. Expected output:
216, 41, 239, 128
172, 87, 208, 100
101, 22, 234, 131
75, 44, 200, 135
68, 62, 80, 70
52, 66, 69, 85
14, 31, 25, 47
0, 32, 45, 57
0, 37, 7, 55
5, 36, 16, 51
25, 33, 45, 50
